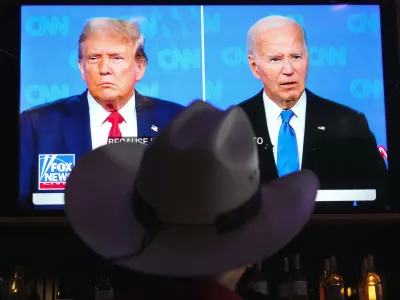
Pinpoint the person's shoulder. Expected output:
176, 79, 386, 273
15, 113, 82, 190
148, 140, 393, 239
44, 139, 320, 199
152, 96, 185, 111
307, 89, 362, 118
239, 90, 263, 106
307, 90, 374, 136
21, 92, 85, 118
137, 92, 185, 112
238, 90, 263, 111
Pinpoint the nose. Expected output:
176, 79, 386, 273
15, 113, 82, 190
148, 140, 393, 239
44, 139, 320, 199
99, 58, 112, 75
282, 60, 295, 75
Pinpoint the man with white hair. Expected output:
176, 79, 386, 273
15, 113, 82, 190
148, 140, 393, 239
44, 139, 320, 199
19, 18, 184, 207
239, 16, 387, 200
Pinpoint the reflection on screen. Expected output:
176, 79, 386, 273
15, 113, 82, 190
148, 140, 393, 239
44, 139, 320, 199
20, 5, 388, 208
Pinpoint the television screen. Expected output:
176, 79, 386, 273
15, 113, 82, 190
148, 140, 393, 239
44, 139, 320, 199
19, 5, 389, 210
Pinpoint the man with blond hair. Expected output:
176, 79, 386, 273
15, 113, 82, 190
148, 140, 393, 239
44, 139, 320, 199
239, 16, 386, 202
20, 18, 184, 207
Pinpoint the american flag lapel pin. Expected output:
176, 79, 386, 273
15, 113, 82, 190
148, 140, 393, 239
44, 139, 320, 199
151, 125, 158, 132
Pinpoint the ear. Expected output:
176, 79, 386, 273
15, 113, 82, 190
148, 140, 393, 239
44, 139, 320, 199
135, 59, 147, 82
78, 59, 86, 81
248, 55, 261, 80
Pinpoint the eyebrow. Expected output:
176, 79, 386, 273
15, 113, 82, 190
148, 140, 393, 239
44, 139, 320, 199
87, 51, 124, 56
266, 53, 283, 58
266, 51, 304, 58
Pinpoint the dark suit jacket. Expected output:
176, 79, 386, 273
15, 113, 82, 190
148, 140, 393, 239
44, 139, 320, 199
239, 89, 387, 198
20, 90, 185, 207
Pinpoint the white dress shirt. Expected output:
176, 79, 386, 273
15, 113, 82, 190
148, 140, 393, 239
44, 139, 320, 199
87, 91, 138, 150
263, 91, 307, 168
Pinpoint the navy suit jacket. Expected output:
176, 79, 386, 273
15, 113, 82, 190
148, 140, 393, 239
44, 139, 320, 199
20, 90, 185, 208
239, 89, 388, 204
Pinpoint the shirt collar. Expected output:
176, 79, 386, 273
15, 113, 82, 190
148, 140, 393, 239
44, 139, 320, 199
263, 90, 307, 120
87, 91, 136, 125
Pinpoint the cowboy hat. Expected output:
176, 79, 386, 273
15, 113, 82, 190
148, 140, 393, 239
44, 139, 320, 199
64, 100, 318, 277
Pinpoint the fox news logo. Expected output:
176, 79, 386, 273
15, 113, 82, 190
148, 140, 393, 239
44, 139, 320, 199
38, 154, 75, 190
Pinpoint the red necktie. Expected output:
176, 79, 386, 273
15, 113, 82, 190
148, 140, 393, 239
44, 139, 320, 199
106, 111, 124, 141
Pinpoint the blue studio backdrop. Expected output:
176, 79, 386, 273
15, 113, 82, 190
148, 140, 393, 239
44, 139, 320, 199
20, 5, 387, 153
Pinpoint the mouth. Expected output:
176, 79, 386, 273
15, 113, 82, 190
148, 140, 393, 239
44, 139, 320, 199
280, 82, 297, 87
98, 82, 115, 86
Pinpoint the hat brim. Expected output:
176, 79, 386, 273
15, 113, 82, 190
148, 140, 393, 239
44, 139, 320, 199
65, 143, 318, 277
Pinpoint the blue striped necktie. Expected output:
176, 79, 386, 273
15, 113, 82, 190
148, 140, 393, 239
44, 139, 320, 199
276, 110, 299, 177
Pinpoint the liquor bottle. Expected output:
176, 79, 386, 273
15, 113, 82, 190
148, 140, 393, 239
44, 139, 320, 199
56, 275, 75, 300
0, 276, 5, 300
291, 254, 308, 300
324, 256, 344, 300
246, 262, 270, 299
94, 275, 114, 300
28, 282, 41, 300
8, 266, 29, 300
358, 258, 368, 300
346, 274, 359, 300
277, 257, 291, 300
364, 255, 383, 300
0, 276, 7, 300
319, 258, 330, 300
346, 286, 358, 300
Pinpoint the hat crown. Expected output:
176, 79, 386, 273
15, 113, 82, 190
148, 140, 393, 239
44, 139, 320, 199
135, 101, 260, 225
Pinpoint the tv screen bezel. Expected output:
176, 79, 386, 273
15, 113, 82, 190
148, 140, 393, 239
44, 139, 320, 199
1, 0, 399, 217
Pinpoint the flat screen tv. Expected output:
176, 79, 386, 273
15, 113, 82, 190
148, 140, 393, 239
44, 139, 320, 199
7, 1, 399, 214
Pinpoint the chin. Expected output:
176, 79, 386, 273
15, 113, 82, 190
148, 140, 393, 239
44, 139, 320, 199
277, 94, 301, 109
284, 90, 302, 101
98, 91, 120, 102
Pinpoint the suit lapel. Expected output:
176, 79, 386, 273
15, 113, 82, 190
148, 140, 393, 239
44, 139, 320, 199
62, 90, 157, 159
135, 90, 158, 137
246, 90, 278, 180
62, 91, 92, 159
302, 89, 324, 170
